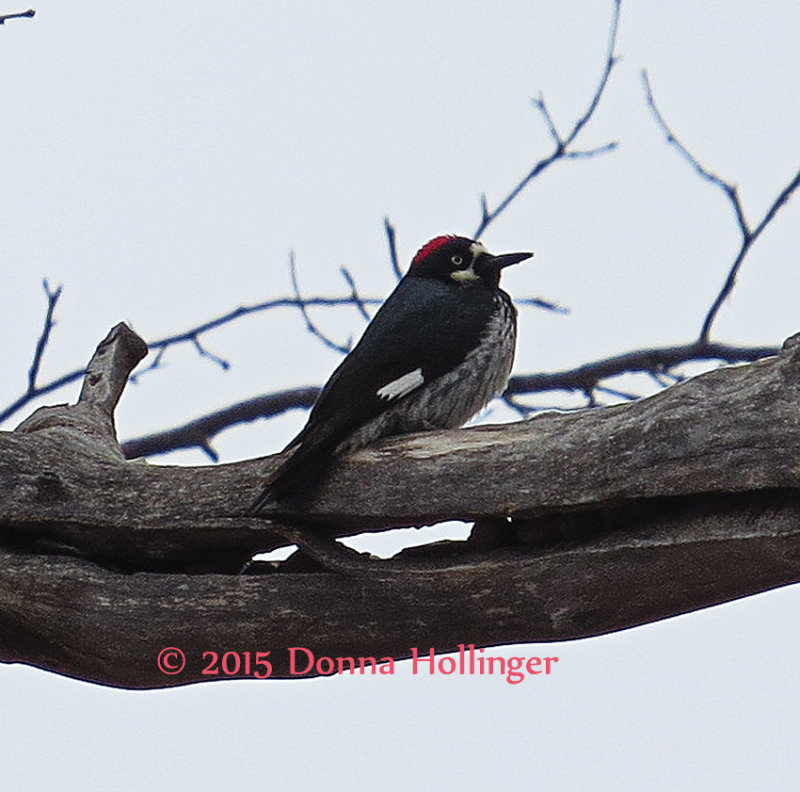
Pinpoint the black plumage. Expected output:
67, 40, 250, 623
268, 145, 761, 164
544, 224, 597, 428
251, 235, 531, 509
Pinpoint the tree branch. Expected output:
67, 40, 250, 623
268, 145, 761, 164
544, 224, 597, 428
473, 0, 621, 237
0, 287, 564, 435
121, 339, 779, 458
642, 70, 800, 342
121, 387, 319, 460
0, 0, 612, 440
0, 8, 34, 24
7, 0, 796, 466
288, 251, 352, 354
384, 217, 402, 281
2, 326, 800, 688
505, 339, 778, 399
27, 280, 61, 394
0, 292, 387, 426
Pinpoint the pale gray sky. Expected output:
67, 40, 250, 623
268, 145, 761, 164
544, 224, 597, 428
1, 2, 799, 790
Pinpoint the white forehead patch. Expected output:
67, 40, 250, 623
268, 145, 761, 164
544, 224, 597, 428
376, 368, 425, 401
469, 241, 488, 259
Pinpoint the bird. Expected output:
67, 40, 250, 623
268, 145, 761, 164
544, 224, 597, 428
251, 234, 532, 510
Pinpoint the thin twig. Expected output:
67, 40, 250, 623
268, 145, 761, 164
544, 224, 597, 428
28, 280, 62, 393
148, 295, 383, 351
288, 251, 351, 355
517, 296, 568, 313
565, 1, 621, 144
563, 141, 619, 159
647, 370, 676, 389
474, 0, 621, 237
0, 8, 35, 24
340, 267, 372, 322
594, 384, 639, 401
384, 217, 402, 280
642, 70, 800, 342
501, 394, 535, 420
642, 70, 748, 237
531, 94, 561, 144
190, 336, 230, 371
479, 194, 490, 229
129, 347, 166, 385
700, 168, 800, 341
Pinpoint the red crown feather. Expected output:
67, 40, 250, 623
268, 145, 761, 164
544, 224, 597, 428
410, 235, 457, 268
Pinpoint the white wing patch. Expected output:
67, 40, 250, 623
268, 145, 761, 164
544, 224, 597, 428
376, 368, 425, 401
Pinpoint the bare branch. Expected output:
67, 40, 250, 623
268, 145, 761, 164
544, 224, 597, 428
479, 193, 490, 228
642, 70, 800, 342
563, 141, 619, 159
121, 339, 778, 459
122, 387, 319, 459
288, 251, 351, 354
150, 295, 384, 352
4, 329, 800, 687
384, 217, 402, 280
339, 267, 372, 322
501, 393, 535, 420
562, 1, 621, 145
531, 93, 561, 144
648, 370, 680, 389
700, 168, 800, 341
76, 323, 149, 415
17, 323, 148, 461
0, 8, 35, 24
506, 340, 778, 398
593, 384, 639, 402
27, 280, 62, 394
642, 70, 748, 235
128, 346, 165, 385
517, 296, 568, 313
1, 281, 559, 429
190, 335, 230, 371
473, 0, 621, 238
0, 292, 392, 425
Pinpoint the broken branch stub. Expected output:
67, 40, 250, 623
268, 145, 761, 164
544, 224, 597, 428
15, 323, 148, 460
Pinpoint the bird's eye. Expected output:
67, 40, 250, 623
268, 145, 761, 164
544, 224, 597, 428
451, 255, 463, 266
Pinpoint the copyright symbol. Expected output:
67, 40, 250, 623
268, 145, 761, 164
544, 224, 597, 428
157, 646, 186, 675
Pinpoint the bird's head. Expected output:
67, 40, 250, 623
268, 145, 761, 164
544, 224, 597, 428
408, 235, 533, 288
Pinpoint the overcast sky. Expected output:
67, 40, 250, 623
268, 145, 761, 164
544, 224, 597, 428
2, 2, 799, 790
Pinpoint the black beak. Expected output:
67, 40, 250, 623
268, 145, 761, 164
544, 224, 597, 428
478, 250, 534, 275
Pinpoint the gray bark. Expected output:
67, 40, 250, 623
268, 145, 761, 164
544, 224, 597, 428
1, 324, 799, 689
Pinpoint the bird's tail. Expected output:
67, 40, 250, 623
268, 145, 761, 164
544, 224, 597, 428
248, 440, 337, 514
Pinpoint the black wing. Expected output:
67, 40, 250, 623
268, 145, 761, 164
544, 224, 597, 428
251, 277, 495, 507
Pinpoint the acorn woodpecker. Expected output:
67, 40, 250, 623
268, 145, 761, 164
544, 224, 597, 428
251, 235, 532, 509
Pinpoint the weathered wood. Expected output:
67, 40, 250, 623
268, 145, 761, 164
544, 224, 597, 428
0, 325, 799, 688
3, 488, 800, 688
16, 323, 148, 459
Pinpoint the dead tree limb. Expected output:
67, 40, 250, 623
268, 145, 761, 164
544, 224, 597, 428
1, 324, 800, 688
